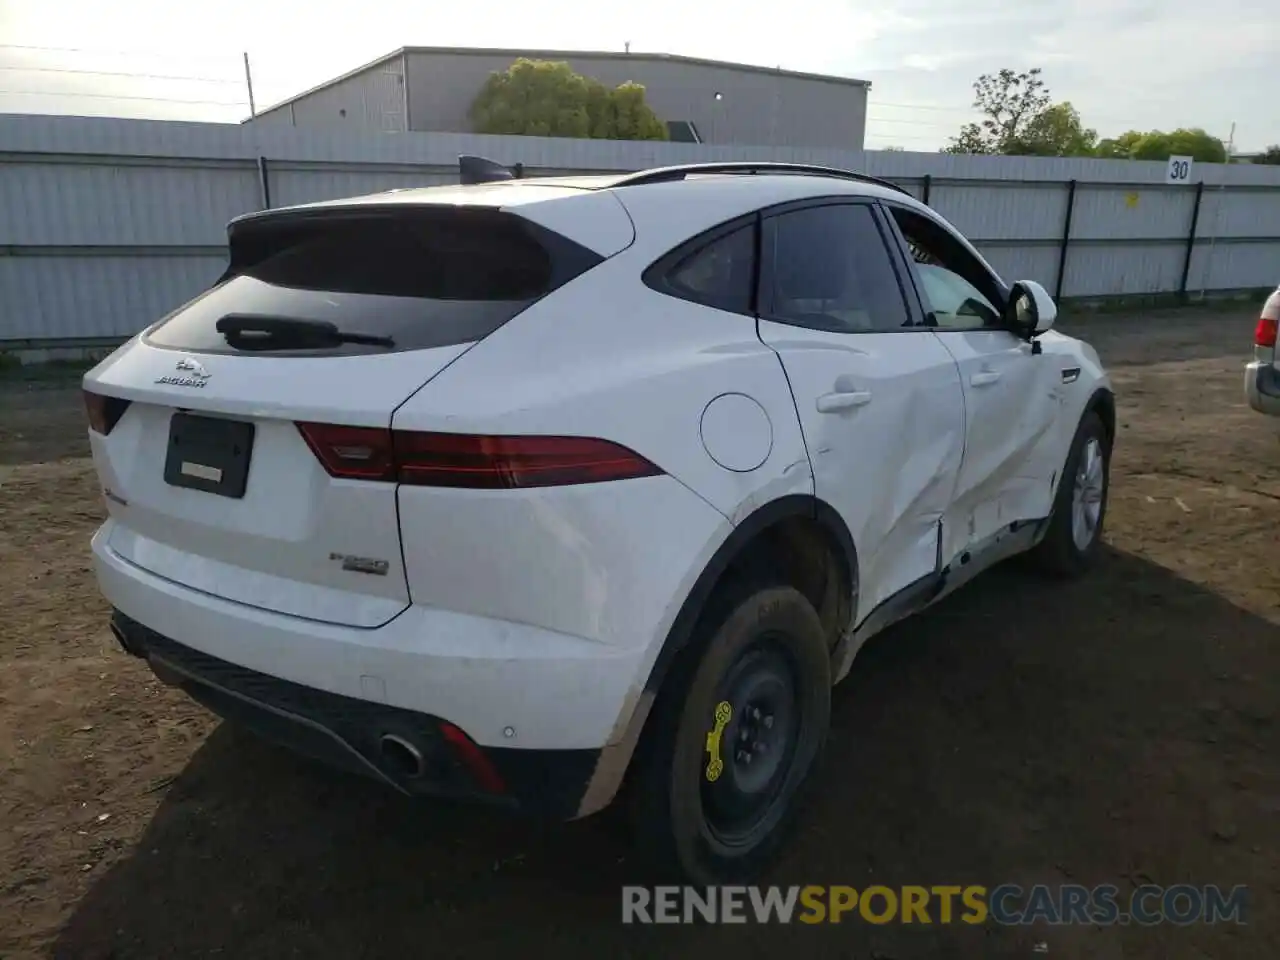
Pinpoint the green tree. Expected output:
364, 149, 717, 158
1251, 145, 1280, 165
1095, 127, 1226, 163
944, 67, 1051, 155
1094, 131, 1144, 159
1007, 102, 1097, 157
469, 58, 667, 141
610, 82, 668, 140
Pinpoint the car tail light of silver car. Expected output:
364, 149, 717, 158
1255, 315, 1277, 349
295, 422, 663, 488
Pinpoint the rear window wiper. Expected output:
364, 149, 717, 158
215, 314, 395, 350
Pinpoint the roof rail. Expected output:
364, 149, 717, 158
608, 162, 913, 197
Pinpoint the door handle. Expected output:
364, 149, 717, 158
969, 370, 1001, 387
816, 390, 872, 413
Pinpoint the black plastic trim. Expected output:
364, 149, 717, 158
610, 161, 912, 197
849, 570, 940, 640
1085, 386, 1117, 448
640, 494, 858, 697
110, 610, 599, 820
870, 203, 931, 328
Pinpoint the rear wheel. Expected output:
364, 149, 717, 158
629, 583, 831, 883
1032, 410, 1110, 576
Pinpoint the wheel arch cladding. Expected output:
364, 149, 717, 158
1086, 387, 1116, 449
571, 495, 858, 816
643, 493, 859, 697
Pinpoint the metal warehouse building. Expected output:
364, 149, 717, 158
247, 46, 870, 150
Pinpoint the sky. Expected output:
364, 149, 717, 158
0, 0, 1276, 152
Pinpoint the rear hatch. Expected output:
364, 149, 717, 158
84, 197, 614, 627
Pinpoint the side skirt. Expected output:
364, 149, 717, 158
831, 517, 1047, 683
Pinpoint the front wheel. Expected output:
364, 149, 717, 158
1032, 410, 1110, 576
628, 583, 832, 884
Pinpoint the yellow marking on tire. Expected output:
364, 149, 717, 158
704, 701, 733, 782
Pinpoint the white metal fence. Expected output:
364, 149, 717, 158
3, 113, 1280, 345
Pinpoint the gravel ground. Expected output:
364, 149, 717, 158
1, 305, 1277, 959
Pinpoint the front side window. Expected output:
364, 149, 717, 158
887, 206, 1004, 330
761, 203, 911, 333
915, 263, 1001, 328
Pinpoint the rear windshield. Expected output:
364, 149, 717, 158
145, 207, 601, 356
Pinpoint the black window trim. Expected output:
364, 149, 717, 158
877, 199, 1012, 334
756, 195, 928, 335
640, 194, 1009, 337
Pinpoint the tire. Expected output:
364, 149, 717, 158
1031, 410, 1111, 576
628, 581, 832, 884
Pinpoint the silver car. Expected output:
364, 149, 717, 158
1246, 287, 1280, 417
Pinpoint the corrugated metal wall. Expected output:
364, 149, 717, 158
3, 114, 1279, 343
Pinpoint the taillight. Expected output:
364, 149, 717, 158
394, 432, 661, 488
296, 423, 395, 480
83, 389, 131, 435
1256, 315, 1278, 348
296, 423, 661, 488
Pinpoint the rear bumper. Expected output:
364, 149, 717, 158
109, 610, 597, 816
1245, 360, 1280, 417
92, 520, 658, 816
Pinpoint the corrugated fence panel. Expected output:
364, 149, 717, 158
4, 115, 1280, 343
1063, 243, 1187, 298
1196, 188, 1280, 239
1070, 185, 1195, 241
930, 183, 1068, 241
268, 163, 455, 208
1, 254, 226, 340
972, 244, 1062, 291
1188, 241, 1280, 292
0, 159, 259, 246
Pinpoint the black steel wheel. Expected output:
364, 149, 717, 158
629, 582, 832, 883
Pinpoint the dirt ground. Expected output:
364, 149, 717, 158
2, 306, 1277, 959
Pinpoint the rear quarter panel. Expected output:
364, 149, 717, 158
391, 252, 814, 660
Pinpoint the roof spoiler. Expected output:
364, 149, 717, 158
458, 155, 525, 185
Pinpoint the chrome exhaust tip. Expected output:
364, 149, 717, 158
379, 733, 425, 780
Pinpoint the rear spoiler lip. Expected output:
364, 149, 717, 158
218, 200, 612, 287
228, 156, 527, 232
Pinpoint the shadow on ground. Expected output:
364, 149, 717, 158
53, 548, 1278, 960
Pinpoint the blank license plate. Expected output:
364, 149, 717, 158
163, 413, 255, 499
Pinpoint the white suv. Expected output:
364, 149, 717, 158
83, 160, 1114, 882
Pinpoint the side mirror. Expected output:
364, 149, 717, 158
1004, 280, 1057, 340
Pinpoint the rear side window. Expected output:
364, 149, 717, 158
646, 223, 756, 316
761, 203, 911, 333
146, 208, 601, 356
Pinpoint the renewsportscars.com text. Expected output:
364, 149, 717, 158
621, 884, 1250, 926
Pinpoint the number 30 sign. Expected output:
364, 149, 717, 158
1166, 155, 1194, 184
